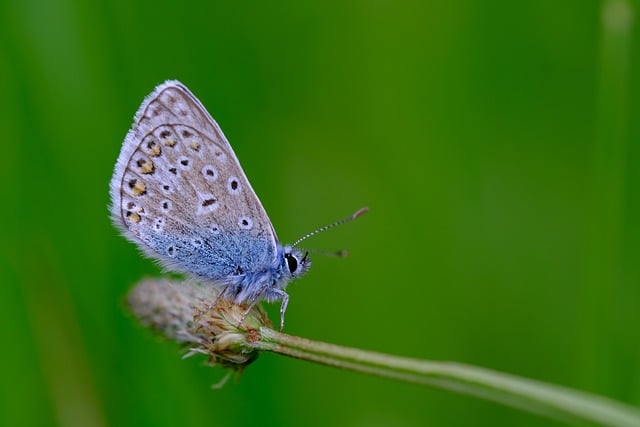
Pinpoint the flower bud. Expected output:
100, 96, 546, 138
127, 278, 272, 370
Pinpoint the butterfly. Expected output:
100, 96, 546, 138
110, 81, 366, 330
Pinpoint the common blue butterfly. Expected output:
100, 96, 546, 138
110, 81, 366, 330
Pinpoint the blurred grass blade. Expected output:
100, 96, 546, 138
584, 0, 634, 391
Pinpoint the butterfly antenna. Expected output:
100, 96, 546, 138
292, 207, 368, 248
308, 248, 350, 258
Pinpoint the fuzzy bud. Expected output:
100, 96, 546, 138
127, 278, 272, 370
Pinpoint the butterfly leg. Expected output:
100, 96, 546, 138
238, 284, 271, 328
238, 287, 290, 331
265, 288, 289, 332
278, 290, 289, 332
212, 283, 232, 307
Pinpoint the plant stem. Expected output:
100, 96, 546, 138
253, 328, 640, 427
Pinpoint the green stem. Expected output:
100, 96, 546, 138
253, 328, 640, 427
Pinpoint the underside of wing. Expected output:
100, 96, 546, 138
109, 81, 278, 281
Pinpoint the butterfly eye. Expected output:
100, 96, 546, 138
285, 253, 298, 274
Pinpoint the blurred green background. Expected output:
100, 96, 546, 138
2, 0, 639, 425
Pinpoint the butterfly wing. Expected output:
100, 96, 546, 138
110, 80, 278, 283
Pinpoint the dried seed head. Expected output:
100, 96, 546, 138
127, 278, 272, 369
